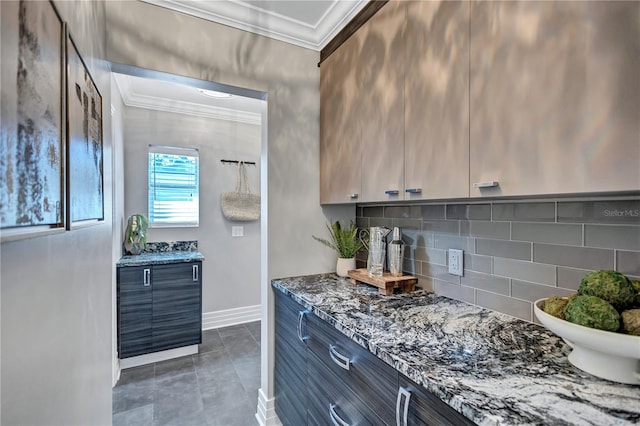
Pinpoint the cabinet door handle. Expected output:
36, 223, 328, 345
143, 268, 151, 286
192, 264, 199, 282
329, 403, 351, 426
297, 309, 310, 342
405, 188, 422, 194
472, 181, 499, 188
329, 344, 351, 370
349, 193, 359, 199
384, 190, 399, 195
396, 387, 412, 426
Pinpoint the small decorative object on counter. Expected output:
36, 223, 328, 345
359, 226, 391, 277
312, 220, 364, 277
388, 227, 405, 277
124, 213, 148, 255
534, 269, 640, 384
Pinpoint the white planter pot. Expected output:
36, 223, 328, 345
336, 257, 356, 277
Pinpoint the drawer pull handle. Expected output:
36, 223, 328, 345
329, 403, 351, 426
349, 193, 359, 199
472, 181, 499, 188
329, 344, 351, 370
384, 190, 399, 195
192, 264, 199, 282
143, 268, 151, 286
396, 387, 412, 426
297, 310, 310, 343
405, 188, 422, 194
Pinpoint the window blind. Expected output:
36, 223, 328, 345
148, 146, 199, 227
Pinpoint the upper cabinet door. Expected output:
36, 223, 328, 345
404, 1, 470, 200
320, 24, 363, 204
470, 1, 640, 197
359, 1, 406, 202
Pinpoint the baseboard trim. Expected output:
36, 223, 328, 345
112, 357, 121, 387
120, 344, 199, 369
256, 388, 281, 426
202, 304, 261, 330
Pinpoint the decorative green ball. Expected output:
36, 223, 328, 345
578, 270, 635, 310
564, 295, 620, 332
543, 296, 569, 319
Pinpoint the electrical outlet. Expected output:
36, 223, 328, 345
232, 226, 244, 237
448, 249, 463, 276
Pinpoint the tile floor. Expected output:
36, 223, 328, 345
113, 321, 261, 426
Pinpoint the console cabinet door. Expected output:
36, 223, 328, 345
320, 16, 363, 205
469, 1, 640, 197
274, 291, 308, 426
404, 0, 470, 200
117, 266, 153, 358
398, 375, 475, 426
359, 0, 406, 202
152, 262, 202, 352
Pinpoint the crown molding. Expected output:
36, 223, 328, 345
141, 0, 368, 51
113, 74, 261, 125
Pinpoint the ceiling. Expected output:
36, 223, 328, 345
141, 0, 368, 50
116, 1, 367, 121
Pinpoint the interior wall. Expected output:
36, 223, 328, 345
1, 1, 113, 424
122, 105, 262, 313
111, 74, 126, 385
105, 2, 354, 415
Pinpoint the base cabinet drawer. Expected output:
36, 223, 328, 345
307, 351, 379, 426
307, 313, 398, 425
397, 375, 475, 426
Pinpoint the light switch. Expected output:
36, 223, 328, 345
232, 226, 244, 237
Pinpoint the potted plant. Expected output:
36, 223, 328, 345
124, 213, 148, 255
313, 220, 364, 277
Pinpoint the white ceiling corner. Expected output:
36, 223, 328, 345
140, 0, 369, 50
113, 73, 263, 125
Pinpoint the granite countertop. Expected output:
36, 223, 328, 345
116, 251, 204, 267
271, 274, 640, 426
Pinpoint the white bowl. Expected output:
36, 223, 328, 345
534, 298, 640, 385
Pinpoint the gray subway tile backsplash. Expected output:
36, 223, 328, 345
493, 258, 556, 286
476, 238, 532, 261
510, 280, 575, 303
557, 200, 640, 224
533, 243, 613, 270
616, 250, 640, 279
446, 204, 491, 220
460, 271, 510, 296
492, 202, 556, 222
584, 224, 640, 251
556, 267, 591, 291
360, 196, 639, 322
460, 220, 510, 240
511, 222, 582, 246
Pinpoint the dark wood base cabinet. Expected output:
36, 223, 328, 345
273, 290, 475, 426
117, 262, 202, 358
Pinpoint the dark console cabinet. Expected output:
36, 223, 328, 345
117, 261, 202, 358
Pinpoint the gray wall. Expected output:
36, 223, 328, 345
1, 1, 113, 424
122, 105, 262, 313
357, 198, 640, 322
105, 0, 353, 407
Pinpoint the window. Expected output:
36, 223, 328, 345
148, 146, 199, 227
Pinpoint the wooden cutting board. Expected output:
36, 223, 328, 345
347, 268, 417, 295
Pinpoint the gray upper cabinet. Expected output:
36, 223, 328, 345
469, 1, 640, 197
320, 18, 362, 204
359, 1, 405, 202
404, 1, 470, 200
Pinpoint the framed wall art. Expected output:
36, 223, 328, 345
0, 0, 66, 241
66, 32, 104, 227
